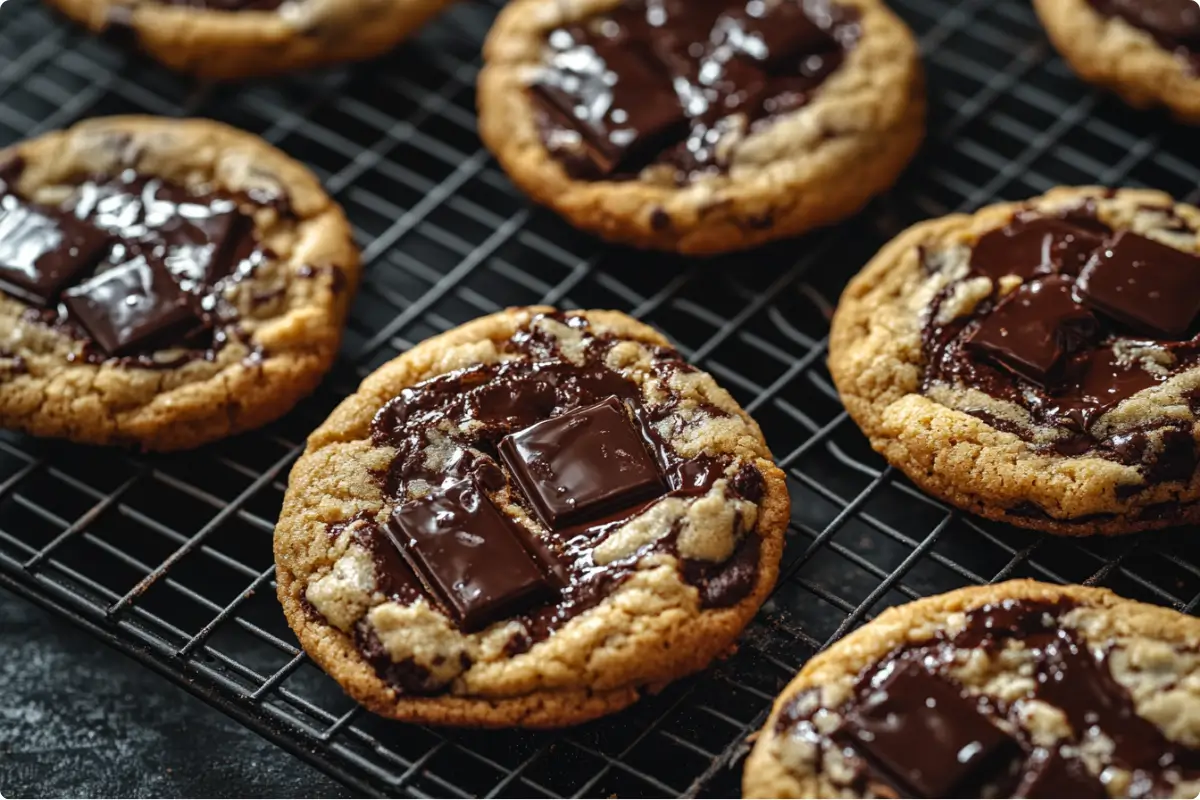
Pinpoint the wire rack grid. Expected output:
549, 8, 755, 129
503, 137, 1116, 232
2, 0, 1200, 796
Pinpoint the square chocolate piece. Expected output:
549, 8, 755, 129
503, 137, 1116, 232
384, 477, 554, 632
835, 659, 1020, 797
530, 34, 688, 177
62, 252, 206, 357
499, 395, 664, 530
0, 196, 110, 306
1076, 230, 1200, 338
965, 275, 1099, 389
160, 205, 255, 287
969, 216, 1105, 280
714, 2, 839, 71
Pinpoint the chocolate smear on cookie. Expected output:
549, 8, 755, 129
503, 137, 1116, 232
319, 313, 767, 688
529, 0, 861, 183
922, 201, 1200, 488
0, 164, 277, 367
776, 598, 1200, 798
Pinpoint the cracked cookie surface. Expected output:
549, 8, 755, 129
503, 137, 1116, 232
1034, 0, 1200, 123
273, 307, 789, 727
0, 116, 359, 451
830, 187, 1200, 535
477, 0, 924, 254
47, 0, 451, 79
745, 580, 1200, 799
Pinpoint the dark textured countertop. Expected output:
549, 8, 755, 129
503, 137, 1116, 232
0, 587, 352, 798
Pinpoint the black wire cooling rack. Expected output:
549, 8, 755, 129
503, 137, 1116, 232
3, 0, 1200, 796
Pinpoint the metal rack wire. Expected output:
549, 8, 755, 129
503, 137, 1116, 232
2, 0, 1200, 795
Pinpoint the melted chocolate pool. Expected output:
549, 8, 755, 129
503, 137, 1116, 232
922, 204, 1200, 488
777, 599, 1200, 798
340, 314, 765, 693
0, 162, 270, 366
531, 0, 860, 182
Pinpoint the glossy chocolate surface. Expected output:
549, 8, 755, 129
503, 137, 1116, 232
1077, 229, 1200, 338
834, 657, 1021, 797
964, 275, 1099, 389
531, 0, 860, 182
1088, 0, 1200, 73
385, 477, 556, 632
0, 196, 110, 305
499, 395, 666, 529
0, 165, 267, 363
778, 599, 1200, 798
923, 205, 1200, 488
346, 314, 764, 692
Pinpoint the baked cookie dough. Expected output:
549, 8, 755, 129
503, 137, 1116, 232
477, 0, 924, 254
830, 187, 1200, 535
274, 307, 789, 727
47, 0, 450, 79
1034, 0, 1200, 123
744, 579, 1200, 798
0, 116, 359, 451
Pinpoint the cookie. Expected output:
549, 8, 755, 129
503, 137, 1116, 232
0, 116, 359, 451
744, 579, 1200, 798
273, 307, 789, 727
47, 0, 451, 79
477, 0, 924, 254
829, 187, 1200, 535
1034, 0, 1200, 123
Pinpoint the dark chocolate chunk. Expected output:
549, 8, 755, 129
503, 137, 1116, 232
62, 253, 206, 357
0, 196, 110, 306
969, 214, 1106, 280
714, 1, 841, 70
964, 275, 1099, 388
1076, 230, 1200, 338
384, 477, 555, 632
532, 0, 861, 181
367, 314, 758, 655
1013, 748, 1106, 799
835, 657, 1021, 797
158, 200, 255, 287
499, 395, 665, 529
780, 598, 1200, 798
530, 33, 689, 178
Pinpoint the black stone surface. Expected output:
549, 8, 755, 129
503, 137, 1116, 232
0, 588, 352, 798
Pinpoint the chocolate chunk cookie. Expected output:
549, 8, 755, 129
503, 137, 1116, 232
47, 0, 450, 79
829, 187, 1200, 535
274, 307, 789, 727
0, 116, 359, 451
744, 580, 1200, 799
477, 0, 924, 254
1034, 0, 1200, 123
